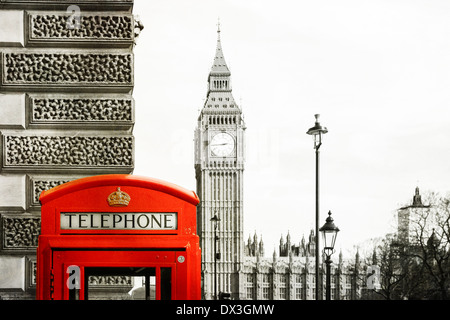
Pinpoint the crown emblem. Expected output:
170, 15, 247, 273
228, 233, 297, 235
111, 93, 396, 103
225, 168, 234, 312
107, 187, 130, 207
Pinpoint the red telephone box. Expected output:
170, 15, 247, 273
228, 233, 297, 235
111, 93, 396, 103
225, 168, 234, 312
36, 174, 201, 300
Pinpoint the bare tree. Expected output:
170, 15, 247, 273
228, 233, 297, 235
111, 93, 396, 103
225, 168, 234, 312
362, 236, 413, 300
407, 193, 450, 299
361, 192, 450, 300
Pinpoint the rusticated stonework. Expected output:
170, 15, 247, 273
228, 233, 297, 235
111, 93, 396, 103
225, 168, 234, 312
0, 1, 137, 299
4, 135, 133, 168
31, 178, 71, 206
2, 52, 132, 85
29, 13, 133, 41
30, 96, 133, 123
88, 276, 132, 286
2, 215, 40, 249
29, 258, 37, 287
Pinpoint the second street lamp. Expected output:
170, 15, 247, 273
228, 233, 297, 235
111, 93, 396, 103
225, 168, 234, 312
306, 114, 328, 300
319, 210, 340, 300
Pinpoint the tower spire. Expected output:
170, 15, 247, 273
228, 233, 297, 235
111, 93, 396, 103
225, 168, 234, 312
211, 20, 230, 75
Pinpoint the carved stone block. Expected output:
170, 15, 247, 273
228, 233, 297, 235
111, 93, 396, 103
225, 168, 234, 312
27, 176, 80, 209
26, 12, 134, 48
26, 94, 134, 129
28, 256, 37, 288
2, 133, 134, 172
88, 275, 132, 286
1, 214, 40, 251
1, 51, 133, 92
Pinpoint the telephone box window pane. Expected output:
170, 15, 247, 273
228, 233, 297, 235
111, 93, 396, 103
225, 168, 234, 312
84, 267, 154, 300
160, 267, 172, 300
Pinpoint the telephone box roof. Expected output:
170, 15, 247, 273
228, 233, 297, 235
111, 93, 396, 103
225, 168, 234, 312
39, 174, 199, 206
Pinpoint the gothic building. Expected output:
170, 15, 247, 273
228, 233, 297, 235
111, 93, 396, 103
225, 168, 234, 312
195, 26, 363, 300
242, 231, 365, 300
194, 25, 246, 300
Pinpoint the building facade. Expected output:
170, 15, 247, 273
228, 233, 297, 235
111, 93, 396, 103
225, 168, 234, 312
243, 232, 364, 300
0, 0, 141, 299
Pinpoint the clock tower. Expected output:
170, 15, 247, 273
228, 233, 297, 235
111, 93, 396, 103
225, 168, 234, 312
194, 25, 246, 300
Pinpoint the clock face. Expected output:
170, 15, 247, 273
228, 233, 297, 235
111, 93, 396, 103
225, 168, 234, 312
211, 132, 235, 157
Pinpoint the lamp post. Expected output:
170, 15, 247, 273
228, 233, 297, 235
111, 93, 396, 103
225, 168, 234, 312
306, 114, 328, 300
319, 211, 340, 300
210, 214, 221, 300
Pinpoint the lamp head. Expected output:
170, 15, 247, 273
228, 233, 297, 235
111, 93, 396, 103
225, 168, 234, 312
306, 114, 328, 148
319, 211, 340, 255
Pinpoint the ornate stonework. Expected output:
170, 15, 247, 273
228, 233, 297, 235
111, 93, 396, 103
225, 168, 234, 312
1, 215, 40, 250
3, 134, 134, 169
29, 257, 37, 287
1, 52, 133, 87
28, 12, 134, 42
88, 276, 132, 286
30, 178, 72, 206
29, 95, 133, 124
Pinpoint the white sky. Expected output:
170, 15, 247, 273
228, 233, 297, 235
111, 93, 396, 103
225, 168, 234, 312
131, 0, 450, 256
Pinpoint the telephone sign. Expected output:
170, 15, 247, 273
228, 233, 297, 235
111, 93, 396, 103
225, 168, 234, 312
60, 212, 178, 230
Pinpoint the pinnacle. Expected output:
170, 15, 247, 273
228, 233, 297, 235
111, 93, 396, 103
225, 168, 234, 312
210, 27, 230, 74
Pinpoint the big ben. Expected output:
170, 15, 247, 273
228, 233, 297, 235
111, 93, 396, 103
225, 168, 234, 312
195, 25, 246, 300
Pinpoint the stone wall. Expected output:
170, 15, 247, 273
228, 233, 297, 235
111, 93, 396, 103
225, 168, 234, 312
0, 0, 139, 299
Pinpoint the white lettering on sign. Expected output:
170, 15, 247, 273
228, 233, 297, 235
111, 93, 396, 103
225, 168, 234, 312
60, 213, 177, 230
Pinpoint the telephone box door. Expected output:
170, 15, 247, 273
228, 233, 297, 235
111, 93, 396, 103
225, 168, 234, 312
51, 250, 187, 300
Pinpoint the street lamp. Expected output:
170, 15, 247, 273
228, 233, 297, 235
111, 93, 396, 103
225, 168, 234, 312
319, 211, 340, 300
306, 114, 328, 300
210, 213, 221, 300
